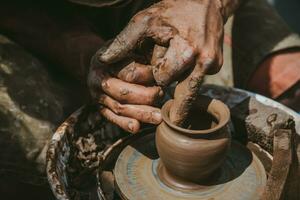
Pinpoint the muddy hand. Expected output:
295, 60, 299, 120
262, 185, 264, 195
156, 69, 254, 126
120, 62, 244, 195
98, 0, 245, 125
88, 55, 163, 134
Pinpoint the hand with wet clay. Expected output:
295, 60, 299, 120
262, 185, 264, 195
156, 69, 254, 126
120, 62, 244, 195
97, 0, 243, 126
88, 52, 163, 134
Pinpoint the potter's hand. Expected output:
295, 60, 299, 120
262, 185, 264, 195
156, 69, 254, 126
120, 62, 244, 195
97, 0, 242, 125
88, 55, 163, 134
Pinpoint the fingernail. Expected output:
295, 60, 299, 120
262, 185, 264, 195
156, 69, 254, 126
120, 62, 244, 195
158, 88, 164, 98
101, 79, 108, 89
96, 46, 109, 60
152, 110, 162, 124
99, 53, 110, 63
128, 121, 135, 132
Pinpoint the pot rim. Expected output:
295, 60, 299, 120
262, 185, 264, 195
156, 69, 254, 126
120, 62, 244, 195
161, 97, 230, 135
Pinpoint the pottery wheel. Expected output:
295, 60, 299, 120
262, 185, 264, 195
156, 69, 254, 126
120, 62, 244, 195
114, 133, 266, 200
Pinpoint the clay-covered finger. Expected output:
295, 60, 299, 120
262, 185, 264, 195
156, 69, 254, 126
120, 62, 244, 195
170, 61, 209, 126
99, 94, 162, 124
99, 12, 150, 64
101, 77, 163, 105
153, 35, 196, 86
151, 45, 167, 66
116, 62, 154, 85
100, 107, 140, 133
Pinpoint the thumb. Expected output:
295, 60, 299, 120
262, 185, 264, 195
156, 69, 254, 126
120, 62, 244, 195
98, 13, 150, 64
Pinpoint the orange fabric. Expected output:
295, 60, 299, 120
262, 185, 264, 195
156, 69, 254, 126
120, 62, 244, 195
248, 51, 300, 98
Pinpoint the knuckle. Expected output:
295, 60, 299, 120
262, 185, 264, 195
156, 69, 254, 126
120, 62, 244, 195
199, 50, 217, 63
198, 49, 222, 74
199, 50, 218, 68
112, 101, 124, 114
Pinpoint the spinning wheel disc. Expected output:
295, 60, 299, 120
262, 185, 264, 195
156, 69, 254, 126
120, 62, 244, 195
114, 133, 266, 200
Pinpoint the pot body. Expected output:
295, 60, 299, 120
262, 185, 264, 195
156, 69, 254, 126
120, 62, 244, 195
156, 97, 231, 184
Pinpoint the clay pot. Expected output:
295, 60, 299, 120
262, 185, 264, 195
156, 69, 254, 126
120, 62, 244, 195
156, 96, 231, 190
